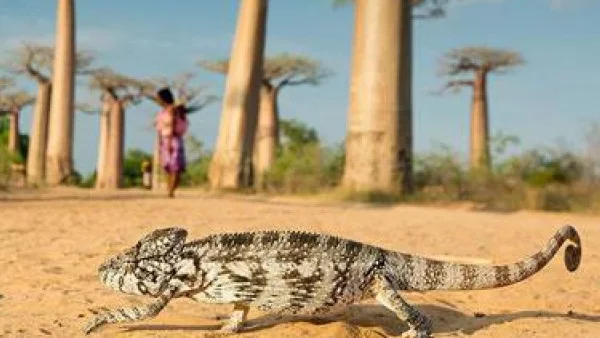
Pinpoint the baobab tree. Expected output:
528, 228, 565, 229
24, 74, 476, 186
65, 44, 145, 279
3, 44, 94, 184
46, 0, 76, 185
143, 72, 217, 191
3, 45, 54, 184
85, 68, 148, 189
438, 46, 524, 170
336, 0, 446, 195
209, 0, 268, 190
0, 90, 35, 157
199, 54, 331, 188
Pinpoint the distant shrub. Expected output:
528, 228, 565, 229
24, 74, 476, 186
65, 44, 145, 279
123, 149, 152, 188
180, 134, 211, 187
411, 136, 596, 212
262, 119, 344, 194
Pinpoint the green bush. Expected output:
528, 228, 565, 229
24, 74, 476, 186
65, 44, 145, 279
180, 134, 211, 187
412, 140, 594, 212
123, 149, 152, 188
261, 119, 344, 194
414, 143, 466, 200
79, 171, 97, 188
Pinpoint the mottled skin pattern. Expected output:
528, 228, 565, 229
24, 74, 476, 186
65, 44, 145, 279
83, 225, 582, 337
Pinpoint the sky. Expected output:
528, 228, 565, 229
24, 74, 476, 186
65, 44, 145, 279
1, 0, 599, 174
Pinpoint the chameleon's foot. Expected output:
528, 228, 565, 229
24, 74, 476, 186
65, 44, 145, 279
401, 328, 432, 338
219, 321, 244, 334
219, 303, 249, 334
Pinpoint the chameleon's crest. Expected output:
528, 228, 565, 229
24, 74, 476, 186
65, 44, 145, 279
136, 227, 188, 259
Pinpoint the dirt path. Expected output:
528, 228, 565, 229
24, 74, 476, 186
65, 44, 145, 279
0, 188, 598, 337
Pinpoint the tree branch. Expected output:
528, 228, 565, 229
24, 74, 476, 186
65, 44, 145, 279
432, 79, 474, 95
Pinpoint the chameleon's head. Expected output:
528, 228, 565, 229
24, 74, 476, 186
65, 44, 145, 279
98, 227, 188, 296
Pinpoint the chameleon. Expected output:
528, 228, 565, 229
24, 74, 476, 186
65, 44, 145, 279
83, 224, 581, 337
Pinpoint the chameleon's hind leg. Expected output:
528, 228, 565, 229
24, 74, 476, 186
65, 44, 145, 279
220, 303, 250, 333
375, 279, 432, 338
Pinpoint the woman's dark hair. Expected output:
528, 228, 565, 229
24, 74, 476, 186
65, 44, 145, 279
156, 87, 175, 105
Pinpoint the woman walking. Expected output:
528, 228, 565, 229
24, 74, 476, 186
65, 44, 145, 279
154, 87, 188, 197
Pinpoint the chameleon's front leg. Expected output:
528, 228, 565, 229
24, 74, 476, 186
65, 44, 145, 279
83, 294, 172, 335
375, 280, 433, 338
220, 303, 250, 333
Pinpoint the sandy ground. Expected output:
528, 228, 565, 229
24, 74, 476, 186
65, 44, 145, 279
0, 188, 599, 338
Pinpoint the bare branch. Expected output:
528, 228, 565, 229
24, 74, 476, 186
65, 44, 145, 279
0, 77, 14, 93
197, 59, 228, 75
438, 46, 525, 76
88, 68, 147, 106
432, 79, 475, 95
333, 0, 448, 19
0, 90, 35, 112
413, 0, 448, 19
76, 102, 103, 115
142, 72, 217, 113
1, 43, 95, 82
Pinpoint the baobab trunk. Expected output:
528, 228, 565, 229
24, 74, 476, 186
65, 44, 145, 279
7, 111, 20, 155
208, 0, 267, 190
152, 134, 167, 191
27, 82, 52, 185
469, 70, 490, 170
254, 84, 278, 189
103, 101, 124, 189
46, 0, 75, 185
399, 3, 413, 194
95, 95, 112, 189
343, 0, 411, 194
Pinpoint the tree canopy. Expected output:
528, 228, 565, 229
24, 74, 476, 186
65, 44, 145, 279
437, 46, 524, 93
199, 53, 332, 89
2, 43, 95, 82
333, 0, 448, 19
88, 68, 147, 102
439, 46, 525, 76
0, 90, 35, 113
143, 72, 218, 114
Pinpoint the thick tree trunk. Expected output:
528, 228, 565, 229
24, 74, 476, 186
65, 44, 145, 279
26, 82, 52, 185
7, 111, 20, 156
469, 70, 490, 170
399, 8, 413, 193
152, 133, 167, 191
342, 0, 411, 194
103, 100, 124, 189
254, 84, 278, 189
208, 0, 267, 190
46, 0, 75, 185
95, 95, 112, 189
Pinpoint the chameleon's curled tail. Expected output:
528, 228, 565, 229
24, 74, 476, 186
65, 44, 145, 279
386, 225, 581, 291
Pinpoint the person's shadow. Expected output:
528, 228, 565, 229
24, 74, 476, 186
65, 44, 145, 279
122, 303, 600, 336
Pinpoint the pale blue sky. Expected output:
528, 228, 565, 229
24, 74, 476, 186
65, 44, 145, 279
1, 0, 599, 174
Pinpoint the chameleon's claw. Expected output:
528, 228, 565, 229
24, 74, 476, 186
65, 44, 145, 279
401, 328, 432, 338
219, 322, 244, 334
82, 316, 106, 335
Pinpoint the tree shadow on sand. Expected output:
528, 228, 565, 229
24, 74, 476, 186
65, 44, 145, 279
122, 303, 600, 336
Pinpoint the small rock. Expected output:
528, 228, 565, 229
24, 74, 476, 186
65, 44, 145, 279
474, 312, 486, 318
39, 328, 51, 335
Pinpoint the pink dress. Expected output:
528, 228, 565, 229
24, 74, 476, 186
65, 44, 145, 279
155, 107, 189, 174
